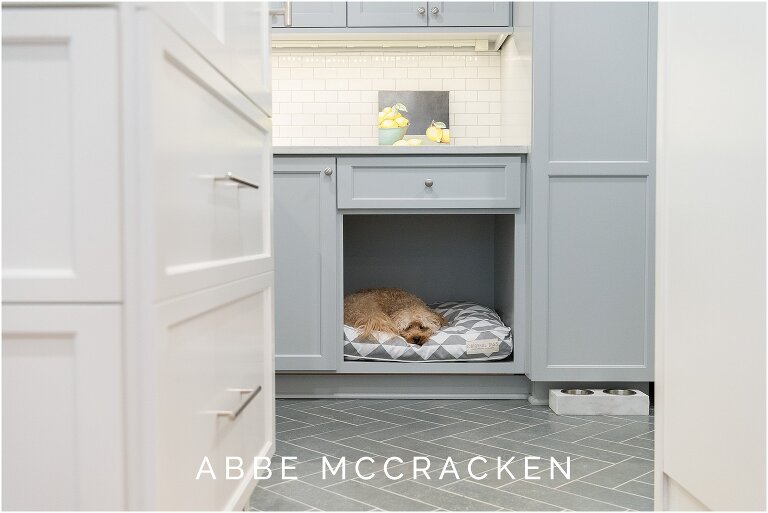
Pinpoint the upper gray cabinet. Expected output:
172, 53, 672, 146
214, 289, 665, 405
528, 3, 656, 382
270, 2, 346, 28
428, 2, 511, 27
347, 2, 427, 27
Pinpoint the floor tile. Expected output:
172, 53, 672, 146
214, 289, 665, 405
302, 458, 386, 489
280, 399, 357, 411
269, 480, 373, 511
443, 480, 564, 511
590, 422, 654, 443
314, 420, 400, 442
502, 480, 625, 511
616, 436, 654, 450
576, 437, 654, 461
518, 437, 629, 464
249, 487, 313, 511
304, 406, 392, 425
275, 440, 328, 463
288, 437, 383, 461
425, 407, 516, 425
344, 407, 429, 425
386, 479, 501, 511
379, 435, 476, 461
327, 480, 435, 511
500, 421, 583, 442
277, 408, 350, 426
382, 407, 468, 425
559, 481, 653, 511
280, 421, 359, 442
522, 456, 613, 488
617, 480, 654, 499
635, 471, 654, 485
545, 421, 628, 443
580, 458, 653, 488
431, 436, 528, 461
452, 420, 534, 442
405, 420, 490, 441
277, 419, 314, 432
359, 420, 444, 442
340, 436, 443, 462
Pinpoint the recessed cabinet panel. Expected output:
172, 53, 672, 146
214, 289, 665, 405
271, 2, 346, 27
347, 2, 428, 27
428, 2, 510, 27
2, 305, 124, 510
548, 2, 651, 162
2, 9, 120, 302
546, 177, 649, 367
274, 158, 337, 371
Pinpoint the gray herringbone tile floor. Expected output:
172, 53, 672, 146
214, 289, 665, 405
250, 399, 654, 511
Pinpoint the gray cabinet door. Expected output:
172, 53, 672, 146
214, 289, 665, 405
270, 2, 346, 28
528, 3, 656, 381
274, 157, 338, 371
347, 2, 428, 27
427, 2, 511, 27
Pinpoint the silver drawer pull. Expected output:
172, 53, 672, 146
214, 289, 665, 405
215, 385, 262, 420
324, 167, 333, 176
215, 172, 259, 190
431, 6, 439, 15
425, 178, 434, 188
417, 6, 426, 14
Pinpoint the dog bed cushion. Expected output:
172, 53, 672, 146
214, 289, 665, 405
343, 301, 512, 362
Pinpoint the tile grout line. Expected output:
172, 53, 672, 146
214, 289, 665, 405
552, 456, 634, 490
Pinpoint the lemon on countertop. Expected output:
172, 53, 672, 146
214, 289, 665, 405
426, 120, 447, 143
407, 138, 422, 146
440, 128, 450, 143
393, 139, 409, 146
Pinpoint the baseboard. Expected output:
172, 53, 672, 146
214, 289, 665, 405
276, 373, 531, 399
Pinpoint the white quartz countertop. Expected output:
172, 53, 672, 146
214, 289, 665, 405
273, 145, 528, 155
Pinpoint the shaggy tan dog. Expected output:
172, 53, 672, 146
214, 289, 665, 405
344, 288, 447, 345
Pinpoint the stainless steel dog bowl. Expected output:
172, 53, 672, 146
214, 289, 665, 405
602, 389, 637, 396
560, 389, 594, 395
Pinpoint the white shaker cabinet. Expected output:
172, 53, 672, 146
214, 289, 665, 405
2, 4, 274, 510
2, 9, 121, 303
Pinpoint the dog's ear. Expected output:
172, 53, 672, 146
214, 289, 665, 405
391, 310, 413, 332
420, 310, 446, 331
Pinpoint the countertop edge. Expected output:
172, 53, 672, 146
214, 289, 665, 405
273, 145, 529, 156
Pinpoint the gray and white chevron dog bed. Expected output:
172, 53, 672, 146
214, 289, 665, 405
343, 301, 513, 362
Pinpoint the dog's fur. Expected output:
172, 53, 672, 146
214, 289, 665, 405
344, 288, 447, 345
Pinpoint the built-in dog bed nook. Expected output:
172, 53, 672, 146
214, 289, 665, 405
344, 301, 513, 362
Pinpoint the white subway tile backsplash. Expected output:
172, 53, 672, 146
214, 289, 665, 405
272, 49, 530, 147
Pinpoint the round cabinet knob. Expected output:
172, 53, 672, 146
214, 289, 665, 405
425, 178, 434, 188
431, 6, 439, 15
323, 167, 333, 176
417, 6, 426, 14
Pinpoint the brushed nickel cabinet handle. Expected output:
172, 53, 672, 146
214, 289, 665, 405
418, 6, 426, 14
324, 167, 333, 176
215, 386, 262, 420
215, 172, 259, 190
425, 178, 434, 188
431, 6, 439, 15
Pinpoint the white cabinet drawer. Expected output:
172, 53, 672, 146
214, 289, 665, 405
153, 272, 274, 510
2, 9, 121, 302
337, 156, 523, 209
143, 14, 273, 301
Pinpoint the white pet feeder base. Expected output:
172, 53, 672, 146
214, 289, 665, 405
549, 388, 649, 416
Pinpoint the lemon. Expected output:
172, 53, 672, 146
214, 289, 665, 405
380, 119, 397, 129
426, 125, 443, 143
407, 138, 422, 146
395, 116, 408, 127
440, 129, 450, 143
378, 112, 385, 123
383, 106, 392, 114
393, 139, 408, 146
385, 110, 398, 120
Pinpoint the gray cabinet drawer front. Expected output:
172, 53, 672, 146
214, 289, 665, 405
337, 156, 522, 209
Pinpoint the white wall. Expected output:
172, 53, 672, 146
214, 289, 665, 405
655, 2, 766, 510
271, 47, 530, 146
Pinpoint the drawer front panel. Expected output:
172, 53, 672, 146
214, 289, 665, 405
146, 16, 273, 300
154, 272, 274, 510
337, 156, 522, 209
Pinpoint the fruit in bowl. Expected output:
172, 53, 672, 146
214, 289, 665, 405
378, 103, 410, 145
